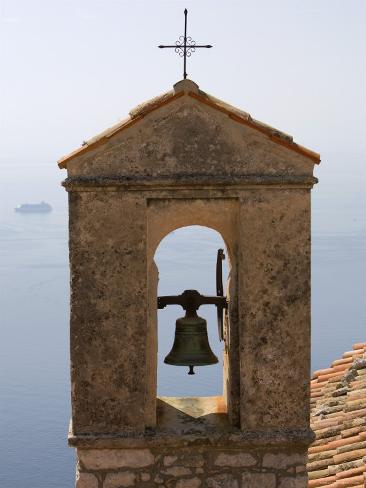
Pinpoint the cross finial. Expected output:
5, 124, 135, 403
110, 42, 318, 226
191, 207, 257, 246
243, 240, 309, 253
158, 9, 213, 80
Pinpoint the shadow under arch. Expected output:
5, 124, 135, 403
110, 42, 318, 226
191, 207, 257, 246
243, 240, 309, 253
145, 198, 240, 429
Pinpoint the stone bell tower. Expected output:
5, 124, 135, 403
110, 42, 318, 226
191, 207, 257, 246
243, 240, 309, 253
59, 79, 320, 488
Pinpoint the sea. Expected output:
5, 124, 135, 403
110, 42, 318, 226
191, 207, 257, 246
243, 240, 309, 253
0, 160, 365, 487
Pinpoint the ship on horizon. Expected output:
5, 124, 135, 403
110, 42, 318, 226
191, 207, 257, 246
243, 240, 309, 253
15, 201, 52, 213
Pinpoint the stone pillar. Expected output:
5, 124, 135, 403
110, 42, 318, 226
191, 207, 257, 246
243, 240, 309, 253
238, 189, 311, 431
69, 191, 148, 434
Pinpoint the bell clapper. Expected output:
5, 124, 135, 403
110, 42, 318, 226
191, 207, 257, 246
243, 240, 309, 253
188, 365, 195, 375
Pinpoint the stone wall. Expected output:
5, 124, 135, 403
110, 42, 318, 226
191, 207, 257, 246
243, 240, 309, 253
75, 447, 308, 488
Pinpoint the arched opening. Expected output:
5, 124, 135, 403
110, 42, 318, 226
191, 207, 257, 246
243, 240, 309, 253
155, 225, 229, 397
145, 198, 240, 429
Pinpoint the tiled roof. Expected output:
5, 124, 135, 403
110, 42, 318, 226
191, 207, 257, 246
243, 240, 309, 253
58, 79, 320, 168
308, 342, 366, 487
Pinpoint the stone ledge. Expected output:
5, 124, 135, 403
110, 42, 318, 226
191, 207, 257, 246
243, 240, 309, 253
62, 174, 318, 191
68, 424, 315, 450
156, 396, 230, 434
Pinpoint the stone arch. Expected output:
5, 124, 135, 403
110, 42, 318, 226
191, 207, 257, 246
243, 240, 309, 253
145, 198, 240, 428
147, 199, 237, 265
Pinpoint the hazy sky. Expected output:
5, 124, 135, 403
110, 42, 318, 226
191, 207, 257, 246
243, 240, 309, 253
1, 0, 365, 231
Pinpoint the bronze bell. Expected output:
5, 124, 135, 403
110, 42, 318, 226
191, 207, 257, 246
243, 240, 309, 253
158, 261, 228, 376
164, 310, 218, 375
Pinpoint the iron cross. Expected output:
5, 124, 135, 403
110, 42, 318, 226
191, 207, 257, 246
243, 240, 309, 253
158, 9, 212, 80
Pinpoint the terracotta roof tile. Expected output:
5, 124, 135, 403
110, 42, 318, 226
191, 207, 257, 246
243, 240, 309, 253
343, 349, 365, 358
308, 341, 366, 487
332, 357, 354, 367
335, 477, 364, 486
336, 464, 366, 479
309, 476, 337, 487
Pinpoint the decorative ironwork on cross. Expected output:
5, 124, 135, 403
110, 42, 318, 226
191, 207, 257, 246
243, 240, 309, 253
158, 9, 212, 80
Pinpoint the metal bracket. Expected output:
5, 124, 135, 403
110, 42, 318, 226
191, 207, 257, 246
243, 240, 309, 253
157, 249, 228, 341
158, 289, 227, 314
216, 249, 226, 341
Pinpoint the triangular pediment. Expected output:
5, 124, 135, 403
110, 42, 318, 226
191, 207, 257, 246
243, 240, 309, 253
58, 80, 319, 181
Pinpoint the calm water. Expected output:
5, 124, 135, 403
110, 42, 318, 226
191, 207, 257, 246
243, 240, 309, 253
0, 162, 365, 487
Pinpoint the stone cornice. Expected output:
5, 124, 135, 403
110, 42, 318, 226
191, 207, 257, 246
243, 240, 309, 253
62, 174, 318, 191
68, 424, 315, 449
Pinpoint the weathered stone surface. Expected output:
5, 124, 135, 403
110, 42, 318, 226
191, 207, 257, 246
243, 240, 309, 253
262, 452, 306, 469
176, 478, 201, 488
241, 472, 276, 488
206, 474, 238, 488
172, 453, 205, 468
78, 449, 154, 470
239, 190, 311, 430
66, 92, 315, 180
278, 476, 308, 488
140, 472, 150, 481
76, 472, 98, 488
163, 455, 178, 466
69, 192, 148, 434
163, 466, 192, 476
104, 472, 136, 488
215, 452, 257, 467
